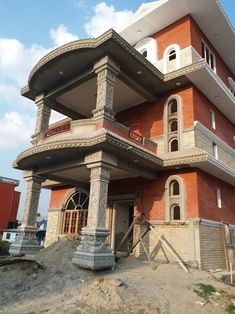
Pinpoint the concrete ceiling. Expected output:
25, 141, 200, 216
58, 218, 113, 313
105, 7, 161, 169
56, 77, 145, 117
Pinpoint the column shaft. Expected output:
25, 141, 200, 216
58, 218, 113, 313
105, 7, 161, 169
9, 172, 44, 256
72, 162, 115, 270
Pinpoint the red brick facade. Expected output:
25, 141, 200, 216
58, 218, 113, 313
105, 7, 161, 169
49, 12, 235, 230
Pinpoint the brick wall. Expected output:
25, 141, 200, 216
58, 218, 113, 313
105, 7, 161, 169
197, 171, 235, 224
116, 85, 194, 139
153, 15, 192, 60
193, 87, 235, 149
109, 169, 199, 220
190, 17, 235, 86
49, 187, 74, 209
152, 15, 234, 87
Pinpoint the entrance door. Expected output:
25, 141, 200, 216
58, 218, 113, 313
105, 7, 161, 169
112, 201, 134, 252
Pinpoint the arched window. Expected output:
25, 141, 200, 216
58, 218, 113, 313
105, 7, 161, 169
170, 180, 180, 196
168, 49, 176, 61
165, 176, 185, 222
163, 44, 180, 73
134, 37, 157, 65
169, 120, 178, 132
62, 190, 89, 236
141, 49, 148, 58
171, 205, 181, 220
169, 99, 177, 114
66, 191, 89, 210
170, 139, 178, 152
164, 96, 182, 153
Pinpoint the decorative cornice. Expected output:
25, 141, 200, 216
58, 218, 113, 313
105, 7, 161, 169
164, 59, 205, 82
28, 29, 163, 87
216, 0, 235, 35
162, 152, 207, 167
13, 129, 163, 169
204, 63, 235, 104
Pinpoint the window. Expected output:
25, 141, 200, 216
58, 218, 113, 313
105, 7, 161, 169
170, 139, 179, 152
171, 205, 181, 220
163, 44, 180, 73
170, 180, 180, 196
165, 176, 185, 222
66, 190, 89, 210
202, 41, 216, 72
210, 110, 216, 130
216, 188, 221, 208
170, 120, 178, 132
169, 99, 177, 114
168, 49, 176, 61
166, 97, 181, 153
6, 233, 11, 240
228, 77, 235, 96
164, 97, 182, 153
62, 190, 89, 236
212, 142, 218, 159
141, 50, 148, 58
134, 37, 157, 64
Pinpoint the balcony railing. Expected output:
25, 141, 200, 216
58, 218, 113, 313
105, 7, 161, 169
36, 116, 158, 154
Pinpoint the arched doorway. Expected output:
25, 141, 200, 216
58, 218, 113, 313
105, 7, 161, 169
62, 190, 89, 236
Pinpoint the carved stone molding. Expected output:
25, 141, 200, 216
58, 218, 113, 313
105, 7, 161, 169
32, 94, 51, 143
93, 56, 120, 118
72, 162, 115, 270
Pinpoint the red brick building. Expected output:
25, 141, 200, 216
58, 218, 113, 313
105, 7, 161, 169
0, 176, 20, 236
10, 0, 235, 270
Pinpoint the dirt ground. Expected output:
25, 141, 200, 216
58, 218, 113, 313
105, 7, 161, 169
0, 238, 235, 314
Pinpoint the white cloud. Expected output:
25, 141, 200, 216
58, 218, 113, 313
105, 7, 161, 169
0, 38, 49, 86
0, 112, 35, 149
84, 2, 133, 37
50, 24, 79, 47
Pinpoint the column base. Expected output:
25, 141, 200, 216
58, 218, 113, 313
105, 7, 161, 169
9, 226, 40, 256
72, 228, 115, 270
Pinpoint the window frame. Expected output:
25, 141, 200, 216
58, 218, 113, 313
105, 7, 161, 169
202, 40, 216, 72
165, 176, 185, 223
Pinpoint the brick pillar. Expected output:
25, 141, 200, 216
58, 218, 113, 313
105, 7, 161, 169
92, 56, 120, 120
9, 171, 44, 256
72, 162, 115, 270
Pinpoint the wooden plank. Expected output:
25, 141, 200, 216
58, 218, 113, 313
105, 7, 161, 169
115, 218, 136, 254
139, 237, 156, 270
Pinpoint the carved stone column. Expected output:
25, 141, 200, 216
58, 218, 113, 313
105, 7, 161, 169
9, 171, 44, 256
73, 162, 115, 270
31, 94, 51, 144
92, 56, 120, 120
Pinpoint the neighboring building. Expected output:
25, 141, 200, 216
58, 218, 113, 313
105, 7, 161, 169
10, 0, 235, 271
0, 176, 20, 237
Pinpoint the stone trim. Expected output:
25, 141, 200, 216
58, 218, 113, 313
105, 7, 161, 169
28, 29, 163, 86
14, 129, 163, 169
194, 121, 235, 156
165, 175, 185, 223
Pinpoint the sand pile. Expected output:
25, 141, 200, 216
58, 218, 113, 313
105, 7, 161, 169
1, 238, 235, 313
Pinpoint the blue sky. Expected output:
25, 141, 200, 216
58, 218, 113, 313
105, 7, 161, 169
0, 0, 234, 218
